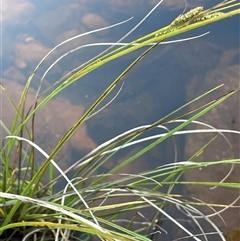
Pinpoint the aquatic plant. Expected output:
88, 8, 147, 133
0, 0, 239, 240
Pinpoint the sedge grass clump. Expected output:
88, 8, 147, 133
0, 0, 239, 240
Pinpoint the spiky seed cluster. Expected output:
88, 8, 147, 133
154, 7, 223, 38
172, 6, 204, 26
193, 12, 224, 22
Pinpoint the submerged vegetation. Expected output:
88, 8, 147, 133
0, 0, 240, 240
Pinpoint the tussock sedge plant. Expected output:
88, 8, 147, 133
0, 0, 240, 240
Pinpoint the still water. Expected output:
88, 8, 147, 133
1, 0, 239, 240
